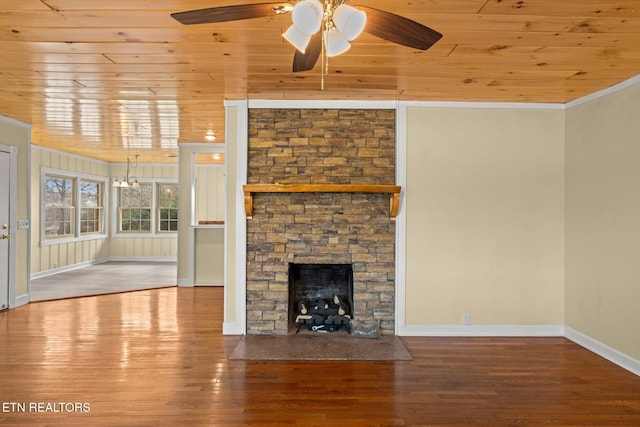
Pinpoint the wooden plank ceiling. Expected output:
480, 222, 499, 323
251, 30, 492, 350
1, 0, 639, 163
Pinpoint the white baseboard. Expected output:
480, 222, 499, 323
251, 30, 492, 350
565, 327, 640, 377
177, 278, 194, 287
223, 322, 244, 335
13, 293, 29, 308
398, 324, 639, 377
107, 256, 177, 262
31, 257, 177, 280
31, 258, 110, 280
398, 324, 565, 337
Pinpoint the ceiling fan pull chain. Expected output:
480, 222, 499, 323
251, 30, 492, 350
321, 24, 326, 90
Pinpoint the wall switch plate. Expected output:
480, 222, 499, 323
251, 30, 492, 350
18, 219, 29, 229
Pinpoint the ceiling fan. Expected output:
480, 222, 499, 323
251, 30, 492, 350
171, 1, 442, 73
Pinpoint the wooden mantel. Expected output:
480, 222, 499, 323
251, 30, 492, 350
242, 184, 402, 220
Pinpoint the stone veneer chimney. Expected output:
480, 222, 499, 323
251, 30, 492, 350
246, 108, 397, 335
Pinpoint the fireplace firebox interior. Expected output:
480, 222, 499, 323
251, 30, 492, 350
288, 263, 354, 333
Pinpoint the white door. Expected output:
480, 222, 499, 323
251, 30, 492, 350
0, 150, 10, 310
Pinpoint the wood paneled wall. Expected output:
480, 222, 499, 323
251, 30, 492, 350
30, 147, 179, 275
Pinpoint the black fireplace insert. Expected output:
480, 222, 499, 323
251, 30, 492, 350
288, 263, 354, 333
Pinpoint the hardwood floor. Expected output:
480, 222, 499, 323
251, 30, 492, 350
1, 287, 639, 426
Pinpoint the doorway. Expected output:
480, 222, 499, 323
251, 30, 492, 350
0, 147, 15, 310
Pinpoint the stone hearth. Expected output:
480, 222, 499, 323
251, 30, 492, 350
245, 108, 397, 335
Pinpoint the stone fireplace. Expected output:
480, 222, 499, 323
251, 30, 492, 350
246, 108, 397, 335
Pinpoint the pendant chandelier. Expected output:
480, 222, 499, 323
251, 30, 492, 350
112, 154, 140, 188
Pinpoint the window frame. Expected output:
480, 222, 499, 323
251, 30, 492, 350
43, 174, 75, 239
111, 178, 178, 238
156, 183, 179, 233
79, 179, 104, 235
40, 167, 109, 246
117, 183, 153, 234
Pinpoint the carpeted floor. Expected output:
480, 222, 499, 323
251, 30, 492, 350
229, 334, 413, 361
30, 261, 177, 301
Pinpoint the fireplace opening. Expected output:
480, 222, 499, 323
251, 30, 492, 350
288, 263, 354, 333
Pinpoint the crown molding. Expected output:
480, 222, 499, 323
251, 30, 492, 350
565, 74, 640, 109
224, 74, 640, 111
244, 99, 399, 109
0, 115, 31, 128
400, 100, 564, 110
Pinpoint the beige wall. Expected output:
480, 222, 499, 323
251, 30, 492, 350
177, 144, 225, 285
405, 107, 565, 326
108, 161, 178, 260
195, 165, 225, 223
565, 82, 640, 360
224, 106, 239, 327
177, 145, 192, 282
194, 228, 224, 285
193, 165, 225, 284
31, 148, 110, 273
0, 117, 30, 299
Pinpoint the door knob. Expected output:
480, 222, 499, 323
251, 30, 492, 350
1, 224, 7, 230
2, 234, 10, 240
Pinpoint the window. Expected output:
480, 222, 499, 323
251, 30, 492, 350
118, 184, 152, 232
115, 181, 178, 236
44, 176, 75, 237
80, 180, 103, 234
157, 184, 179, 232
41, 169, 108, 245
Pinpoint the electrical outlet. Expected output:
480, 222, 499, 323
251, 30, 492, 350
53, 263, 59, 269
463, 313, 471, 326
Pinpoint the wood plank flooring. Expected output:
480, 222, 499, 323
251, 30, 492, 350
1, 287, 639, 426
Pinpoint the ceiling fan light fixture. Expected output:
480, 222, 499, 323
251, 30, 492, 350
291, 0, 323, 35
283, 24, 311, 53
332, 5, 367, 41
324, 28, 350, 57
172, 2, 442, 76
272, 4, 294, 15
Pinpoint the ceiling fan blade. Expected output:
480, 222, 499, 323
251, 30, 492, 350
171, 2, 292, 25
356, 6, 442, 50
293, 32, 322, 72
